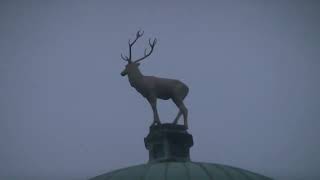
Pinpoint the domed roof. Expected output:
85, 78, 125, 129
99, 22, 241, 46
90, 162, 271, 180
90, 124, 272, 180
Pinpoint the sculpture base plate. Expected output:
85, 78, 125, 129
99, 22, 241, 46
149, 123, 187, 132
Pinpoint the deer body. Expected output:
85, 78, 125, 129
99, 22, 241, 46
120, 31, 189, 128
129, 74, 188, 100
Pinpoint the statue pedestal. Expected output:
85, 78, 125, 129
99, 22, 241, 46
144, 123, 193, 163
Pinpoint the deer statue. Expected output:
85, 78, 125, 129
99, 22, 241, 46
120, 30, 189, 129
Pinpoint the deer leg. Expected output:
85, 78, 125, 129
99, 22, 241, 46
172, 98, 188, 128
173, 111, 182, 124
148, 98, 161, 125
180, 102, 188, 129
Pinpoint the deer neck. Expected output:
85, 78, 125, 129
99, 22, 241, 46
127, 68, 143, 88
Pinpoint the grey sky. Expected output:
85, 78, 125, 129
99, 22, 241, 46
1, 1, 319, 180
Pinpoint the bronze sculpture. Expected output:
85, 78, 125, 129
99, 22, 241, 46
120, 30, 189, 128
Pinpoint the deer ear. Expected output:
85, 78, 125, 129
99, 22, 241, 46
136, 63, 141, 66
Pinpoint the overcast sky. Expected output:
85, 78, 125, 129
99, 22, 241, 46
1, 1, 319, 180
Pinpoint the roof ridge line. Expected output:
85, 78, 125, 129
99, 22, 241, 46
140, 163, 153, 180
196, 162, 215, 180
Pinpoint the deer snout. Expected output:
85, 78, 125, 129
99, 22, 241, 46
121, 69, 127, 76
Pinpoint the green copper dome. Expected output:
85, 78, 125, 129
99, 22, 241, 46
90, 162, 271, 180
90, 124, 272, 180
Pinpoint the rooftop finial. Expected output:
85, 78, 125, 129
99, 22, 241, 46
144, 123, 193, 163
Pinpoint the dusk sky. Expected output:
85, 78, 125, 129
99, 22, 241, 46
1, 1, 319, 180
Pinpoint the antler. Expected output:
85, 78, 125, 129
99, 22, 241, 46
121, 30, 144, 63
134, 38, 157, 63
121, 30, 157, 63
121, 54, 129, 61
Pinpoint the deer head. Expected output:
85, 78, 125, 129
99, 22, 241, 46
120, 30, 157, 76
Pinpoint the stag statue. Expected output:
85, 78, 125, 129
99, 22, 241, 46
120, 30, 189, 128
